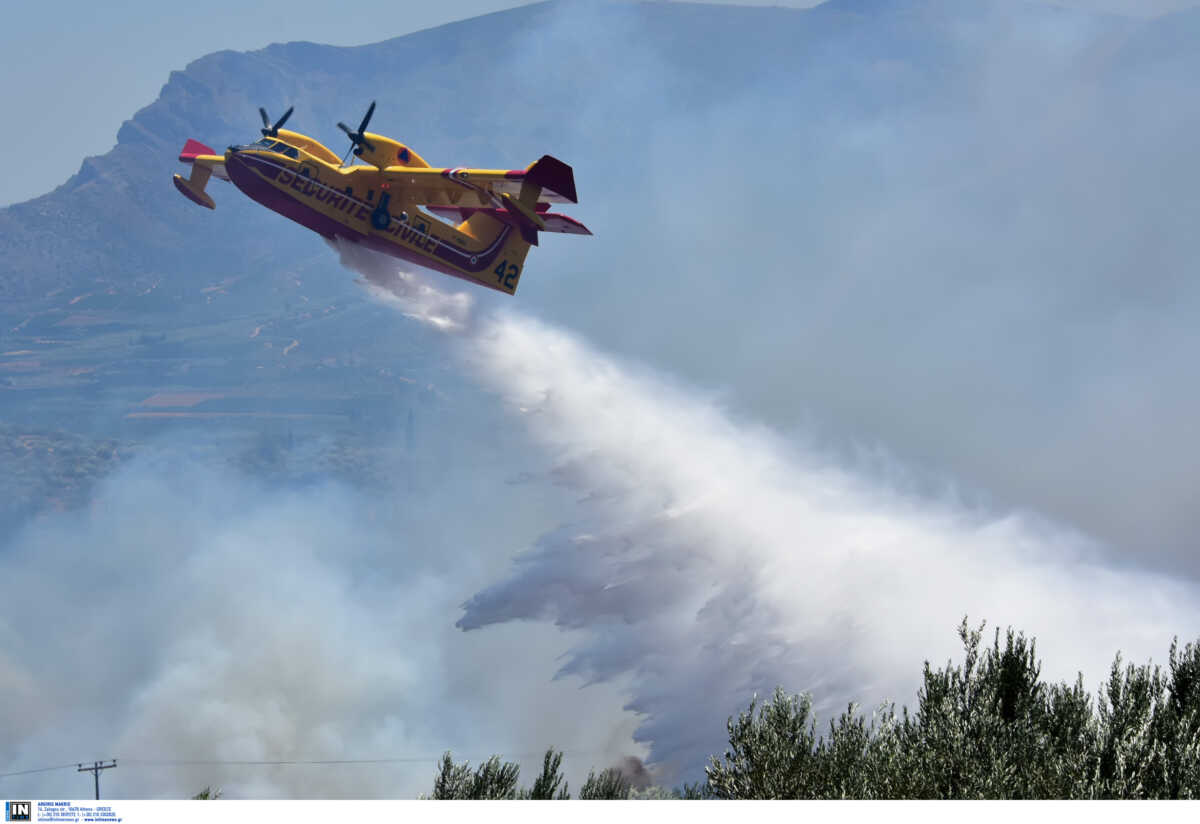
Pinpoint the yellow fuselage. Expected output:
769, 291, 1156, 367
223, 134, 531, 294
173, 118, 589, 295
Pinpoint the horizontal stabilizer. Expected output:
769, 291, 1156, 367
500, 191, 546, 246
428, 206, 591, 236
541, 213, 592, 235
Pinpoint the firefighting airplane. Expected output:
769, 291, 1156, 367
173, 103, 590, 295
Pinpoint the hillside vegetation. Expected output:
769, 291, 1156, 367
423, 620, 1200, 799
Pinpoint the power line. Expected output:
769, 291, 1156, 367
123, 757, 440, 767
0, 763, 81, 779
2, 749, 611, 780
124, 749, 604, 767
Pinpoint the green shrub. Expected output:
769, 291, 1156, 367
431, 752, 520, 799
579, 767, 630, 799
705, 619, 1200, 799
425, 621, 1200, 800
525, 749, 569, 800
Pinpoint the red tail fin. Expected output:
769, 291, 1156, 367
525, 155, 578, 203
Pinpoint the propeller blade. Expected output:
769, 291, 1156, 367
259, 107, 271, 129
272, 106, 294, 133
357, 101, 376, 137
338, 103, 379, 163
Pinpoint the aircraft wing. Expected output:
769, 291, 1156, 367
379, 155, 578, 207
174, 139, 229, 209
179, 139, 229, 181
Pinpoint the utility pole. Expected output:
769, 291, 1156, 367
77, 760, 116, 800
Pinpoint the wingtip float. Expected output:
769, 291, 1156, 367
172, 103, 591, 295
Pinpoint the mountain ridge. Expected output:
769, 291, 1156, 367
1, 0, 1149, 306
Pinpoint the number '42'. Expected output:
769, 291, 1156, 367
494, 260, 520, 289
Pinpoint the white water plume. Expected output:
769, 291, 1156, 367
347, 245, 1200, 780
328, 237, 475, 333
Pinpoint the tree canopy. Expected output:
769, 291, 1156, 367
425, 620, 1200, 800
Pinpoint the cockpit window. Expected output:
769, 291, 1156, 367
248, 137, 299, 158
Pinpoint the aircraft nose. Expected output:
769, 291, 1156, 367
223, 148, 249, 180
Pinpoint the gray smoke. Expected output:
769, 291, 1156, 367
0, 437, 645, 798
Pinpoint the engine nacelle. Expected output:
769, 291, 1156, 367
357, 133, 429, 169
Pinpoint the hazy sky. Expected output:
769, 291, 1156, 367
0, 0, 1194, 206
